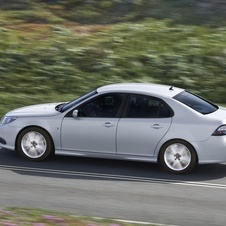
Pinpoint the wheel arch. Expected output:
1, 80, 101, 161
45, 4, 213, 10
157, 138, 199, 164
15, 125, 55, 153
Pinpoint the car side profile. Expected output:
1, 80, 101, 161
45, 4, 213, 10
1, 83, 226, 174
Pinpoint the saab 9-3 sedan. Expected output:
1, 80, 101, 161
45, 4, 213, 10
1, 83, 226, 174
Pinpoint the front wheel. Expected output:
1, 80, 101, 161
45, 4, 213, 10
159, 140, 197, 174
17, 127, 54, 161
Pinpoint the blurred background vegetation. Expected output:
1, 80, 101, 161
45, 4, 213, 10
0, 0, 226, 115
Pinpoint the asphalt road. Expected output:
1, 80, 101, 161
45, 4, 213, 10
1, 148, 226, 226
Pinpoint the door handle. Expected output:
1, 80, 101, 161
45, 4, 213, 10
151, 124, 163, 129
103, 122, 114, 127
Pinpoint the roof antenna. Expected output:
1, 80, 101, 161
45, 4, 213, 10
169, 86, 173, 91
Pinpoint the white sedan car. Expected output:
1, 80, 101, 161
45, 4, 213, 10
1, 83, 226, 174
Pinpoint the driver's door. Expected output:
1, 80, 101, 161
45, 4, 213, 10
61, 93, 124, 154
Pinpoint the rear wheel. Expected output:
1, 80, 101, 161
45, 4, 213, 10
17, 127, 54, 161
159, 140, 197, 174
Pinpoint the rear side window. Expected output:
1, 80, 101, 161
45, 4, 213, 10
126, 94, 173, 118
174, 91, 218, 114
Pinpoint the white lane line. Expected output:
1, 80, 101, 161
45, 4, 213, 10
0, 164, 226, 189
92, 217, 179, 226
113, 218, 179, 226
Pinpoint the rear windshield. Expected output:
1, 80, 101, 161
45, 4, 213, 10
174, 91, 218, 114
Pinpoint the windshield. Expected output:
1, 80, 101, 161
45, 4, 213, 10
174, 91, 218, 114
57, 90, 97, 112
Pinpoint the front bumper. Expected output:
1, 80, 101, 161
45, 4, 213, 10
0, 124, 21, 151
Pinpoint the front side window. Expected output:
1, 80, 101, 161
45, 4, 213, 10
126, 94, 173, 118
174, 91, 218, 114
59, 90, 97, 112
78, 93, 124, 118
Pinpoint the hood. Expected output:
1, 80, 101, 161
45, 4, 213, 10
6, 103, 62, 117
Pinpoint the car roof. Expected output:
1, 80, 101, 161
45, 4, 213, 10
97, 83, 184, 98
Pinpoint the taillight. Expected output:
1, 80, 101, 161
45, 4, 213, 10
212, 125, 226, 136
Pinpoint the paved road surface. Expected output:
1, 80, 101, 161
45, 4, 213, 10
1, 148, 226, 226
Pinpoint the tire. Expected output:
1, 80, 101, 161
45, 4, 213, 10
159, 140, 197, 174
17, 127, 54, 161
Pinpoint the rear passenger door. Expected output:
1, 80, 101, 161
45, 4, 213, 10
117, 94, 173, 157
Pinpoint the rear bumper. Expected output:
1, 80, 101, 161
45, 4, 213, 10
192, 136, 226, 164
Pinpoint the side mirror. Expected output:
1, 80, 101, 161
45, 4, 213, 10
72, 109, 78, 118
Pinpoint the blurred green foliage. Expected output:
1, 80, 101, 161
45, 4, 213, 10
0, 0, 226, 115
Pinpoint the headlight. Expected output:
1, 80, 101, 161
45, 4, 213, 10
1, 116, 17, 125
212, 125, 226, 136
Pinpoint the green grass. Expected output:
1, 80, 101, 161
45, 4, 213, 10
0, 0, 226, 116
0, 207, 157, 226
